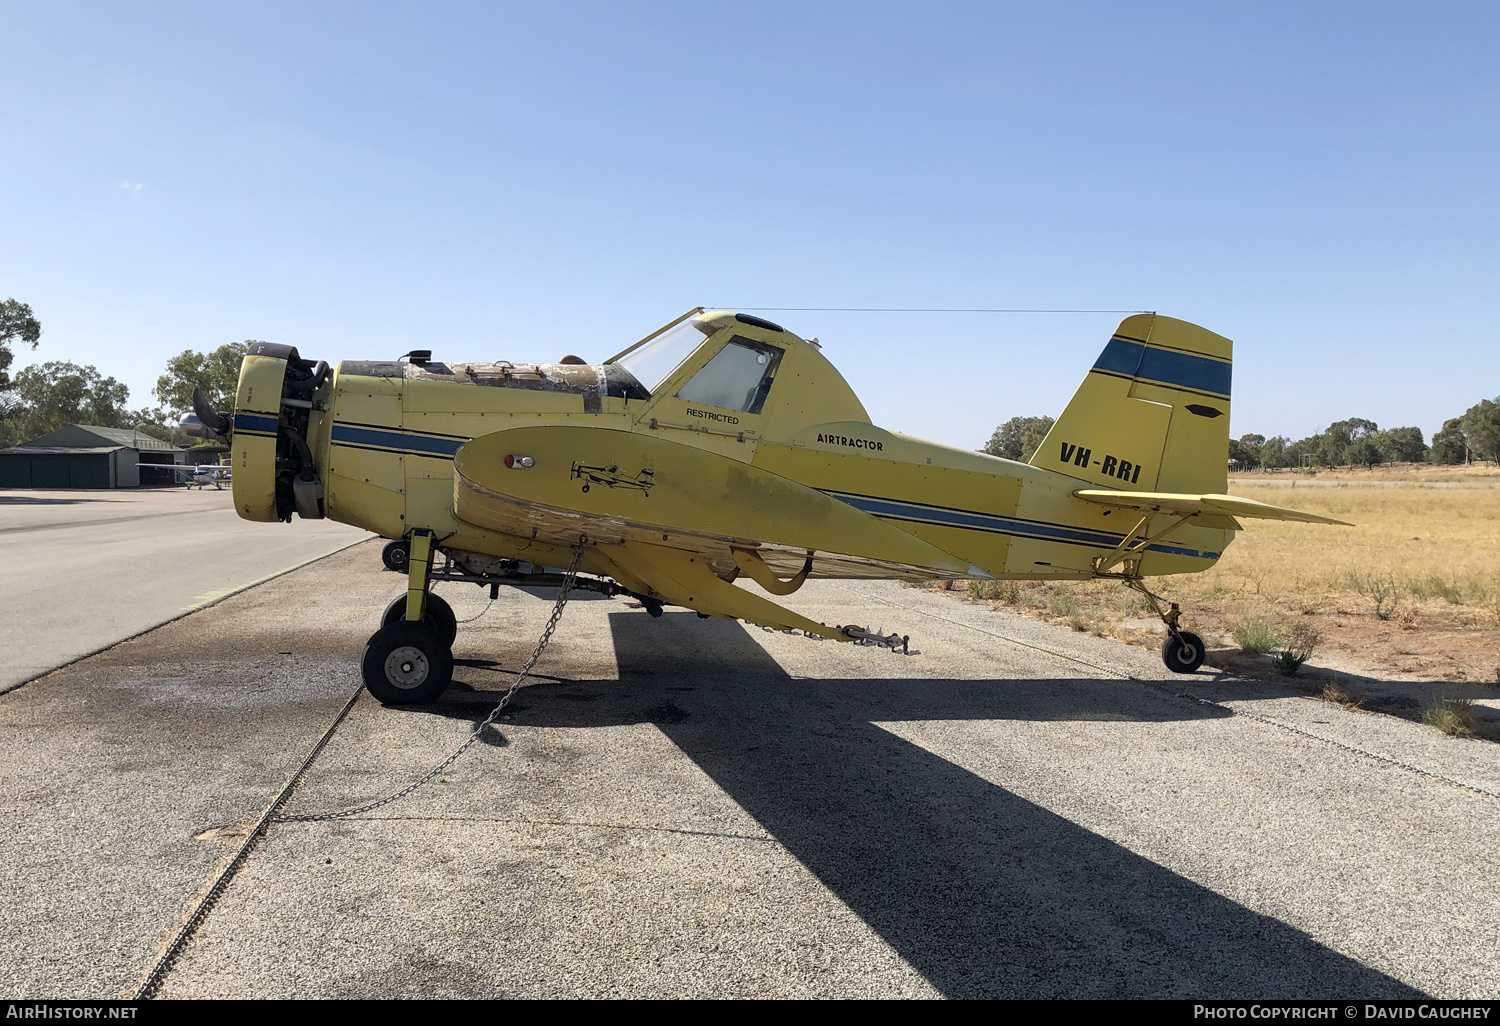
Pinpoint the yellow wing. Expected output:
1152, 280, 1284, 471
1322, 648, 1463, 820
1074, 489, 1352, 527
452, 425, 973, 578
448, 424, 974, 640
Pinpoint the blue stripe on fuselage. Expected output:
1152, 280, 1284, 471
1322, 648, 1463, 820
1092, 338, 1231, 398
330, 423, 465, 457
318, 423, 1219, 561
824, 491, 1219, 560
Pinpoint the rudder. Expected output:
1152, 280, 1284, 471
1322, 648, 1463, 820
1029, 314, 1232, 494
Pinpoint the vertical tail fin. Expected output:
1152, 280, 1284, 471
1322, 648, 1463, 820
1029, 314, 1232, 494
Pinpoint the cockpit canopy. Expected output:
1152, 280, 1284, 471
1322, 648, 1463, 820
614, 321, 783, 414
381, 308, 871, 432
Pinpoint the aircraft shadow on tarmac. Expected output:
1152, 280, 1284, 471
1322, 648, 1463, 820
421, 611, 1423, 1000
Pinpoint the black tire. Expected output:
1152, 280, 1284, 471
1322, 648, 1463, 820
1162, 631, 1206, 674
362, 620, 453, 705
382, 592, 458, 647
381, 540, 410, 572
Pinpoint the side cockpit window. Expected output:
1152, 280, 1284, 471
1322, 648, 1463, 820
675, 336, 783, 414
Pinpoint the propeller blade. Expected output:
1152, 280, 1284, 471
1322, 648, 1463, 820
192, 388, 232, 436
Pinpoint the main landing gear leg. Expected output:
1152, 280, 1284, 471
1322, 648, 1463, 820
1123, 577, 1206, 674
363, 530, 454, 705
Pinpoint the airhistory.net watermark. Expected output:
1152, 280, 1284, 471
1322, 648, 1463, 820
4, 1006, 137, 1020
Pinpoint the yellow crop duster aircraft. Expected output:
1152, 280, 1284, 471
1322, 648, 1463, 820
193, 308, 1346, 704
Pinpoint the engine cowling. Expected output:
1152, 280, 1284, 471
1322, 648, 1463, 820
230, 342, 328, 522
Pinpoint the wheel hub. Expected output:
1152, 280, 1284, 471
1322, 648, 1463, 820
384, 645, 430, 688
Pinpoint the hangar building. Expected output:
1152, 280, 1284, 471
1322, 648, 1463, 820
0, 425, 189, 489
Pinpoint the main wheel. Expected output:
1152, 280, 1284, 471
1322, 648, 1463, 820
381, 592, 458, 647
1162, 631, 1206, 673
381, 540, 410, 572
362, 620, 453, 705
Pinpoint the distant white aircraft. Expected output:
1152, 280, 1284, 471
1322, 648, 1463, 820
159, 464, 233, 489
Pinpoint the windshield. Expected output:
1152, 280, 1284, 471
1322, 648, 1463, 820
612, 321, 713, 395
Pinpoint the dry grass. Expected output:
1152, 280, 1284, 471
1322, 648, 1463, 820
1322, 680, 1365, 709
1187, 483, 1500, 624
1232, 462, 1500, 485
934, 479, 1500, 686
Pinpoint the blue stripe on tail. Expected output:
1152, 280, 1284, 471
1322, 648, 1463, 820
1092, 338, 1231, 398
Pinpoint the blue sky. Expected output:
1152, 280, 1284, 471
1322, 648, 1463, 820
2, 1, 1496, 448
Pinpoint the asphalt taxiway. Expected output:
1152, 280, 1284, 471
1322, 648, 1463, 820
2, 508, 1498, 999
0, 488, 369, 691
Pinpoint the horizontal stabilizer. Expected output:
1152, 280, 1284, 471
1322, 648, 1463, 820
1074, 489, 1352, 527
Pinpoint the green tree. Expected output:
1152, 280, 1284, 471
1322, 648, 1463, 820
0, 298, 43, 390
983, 415, 1055, 462
1460, 398, 1500, 462
1228, 433, 1265, 470
1344, 436, 1385, 467
1259, 435, 1293, 468
1, 361, 133, 444
1429, 418, 1468, 464
1283, 433, 1320, 468
1371, 425, 1426, 463
153, 341, 251, 417
1314, 417, 1379, 466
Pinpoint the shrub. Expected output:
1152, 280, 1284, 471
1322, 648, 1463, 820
1422, 696, 1478, 737
1050, 592, 1077, 616
1233, 619, 1281, 654
1347, 571, 1398, 620
991, 580, 1021, 604
1274, 624, 1321, 676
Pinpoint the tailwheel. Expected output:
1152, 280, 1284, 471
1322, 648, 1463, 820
1161, 631, 1206, 673
382, 592, 458, 647
362, 620, 453, 705
1118, 576, 1207, 674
